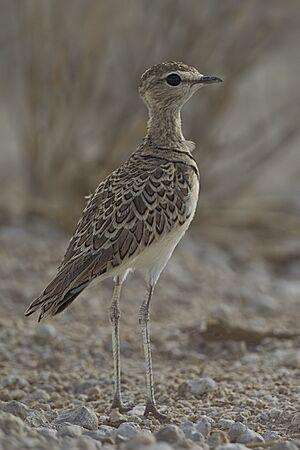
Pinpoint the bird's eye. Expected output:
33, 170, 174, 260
166, 73, 181, 86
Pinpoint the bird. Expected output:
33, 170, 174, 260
25, 61, 222, 421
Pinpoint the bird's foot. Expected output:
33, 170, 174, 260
143, 401, 169, 422
111, 395, 135, 414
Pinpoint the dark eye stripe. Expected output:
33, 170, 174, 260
166, 73, 181, 86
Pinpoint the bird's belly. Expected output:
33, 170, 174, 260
133, 222, 190, 284
134, 176, 199, 284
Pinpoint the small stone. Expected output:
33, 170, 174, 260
35, 324, 57, 342
195, 416, 212, 437
208, 431, 229, 446
36, 427, 58, 440
127, 404, 145, 417
180, 421, 205, 442
216, 445, 250, 450
228, 423, 247, 441
2, 376, 28, 389
0, 400, 30, 420
263, 431, 281, 441
146, 444, 173, 450
218, 419, 235, 430
108, 408, 127, 426
57, 423, 83, 438
115, 422, 141, 442
187, 377, 217, 396
0, 411, 29, 435
124, 430, 156, 450
155, 424, 186, 444
53, 406, 98, 430
30, 389, 50, 403
237, 428, 264, 444
25, 411, 47, 428
83, 429, 114, 444
74, 379, 98, 394
273, 350, 300, 368
270, 442, 298, 450
291, 412, 300, 430
87, 386, 101, 398
76, 435, 100, 450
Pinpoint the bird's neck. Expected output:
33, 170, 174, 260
145, 106, 184, 148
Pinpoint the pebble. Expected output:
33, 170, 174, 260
83, 429, 114, 444
270, 442, 298, 450
228, 422, 264, 444
146, 444, 174, 450
291, 412, 300, 429
124, 430, 156, 450
74, 379, 98, 394
2, 375, 28, 389
0, 411, 29, 435
273, 349, 300, 368
108, 408, 127, 426
218, 419, 235, 430
155, 424, 186, 444
24, 411, 47, 428
179, 421, 205, 442
0, 400, 30, 420
263, 431, 281, 441
187, 377, 217, 396
114, 422, 141, 442
216, 445, 250, 450
35, 324, 57, 342
76, 435, 101, 450
208, 431, 229, 446
30, 388, 50, 402
195, 416, 212, 437
127, 404, 145, 417
52, 406, 98, 430
36, 427, 58, 440
57, 423, 83, 438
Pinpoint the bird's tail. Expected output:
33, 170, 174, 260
24, 256, 94, 321
24, 281, 89, 322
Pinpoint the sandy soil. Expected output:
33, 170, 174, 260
0, 222, 299, 450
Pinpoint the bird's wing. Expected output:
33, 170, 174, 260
25, 154, 193, 319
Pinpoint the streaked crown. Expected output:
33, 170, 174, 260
139, 61, 222, 109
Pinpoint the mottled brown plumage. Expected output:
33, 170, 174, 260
25, 61, 222, 420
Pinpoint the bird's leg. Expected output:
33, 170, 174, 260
139, 284, 168, 422
109, 276, 132, 413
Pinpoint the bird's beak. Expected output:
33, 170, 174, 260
195, 75, 223, 85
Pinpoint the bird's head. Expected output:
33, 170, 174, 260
139, 61, 222, 110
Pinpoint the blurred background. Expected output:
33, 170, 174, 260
0, 0, 299, 233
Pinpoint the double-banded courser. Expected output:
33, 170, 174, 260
25, 61, 222, 421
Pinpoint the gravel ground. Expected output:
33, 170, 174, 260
0, 222, 299, 450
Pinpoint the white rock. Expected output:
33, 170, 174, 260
218, 419, 235, 430
57, 423, 83, 438
0, 411, 29, 435
270, 442, 298, 450
115, 422, 141, 441
35, 324, 57, 342
216, 444, 250, 450
124, 430, 156, 450
30, 389, 50, 402
0, 401, 30, 420
155, 425, 186, 444
187, 377, 217, 396
127, 404, 145, 416
228, 422, 264, 444
195, 416, 212, 437
238, 428, 264, 444
53, 406, 98, 430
